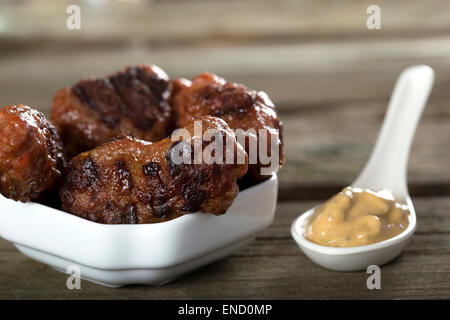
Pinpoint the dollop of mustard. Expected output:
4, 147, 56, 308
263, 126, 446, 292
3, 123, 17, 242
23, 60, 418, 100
305, 187, 409, 247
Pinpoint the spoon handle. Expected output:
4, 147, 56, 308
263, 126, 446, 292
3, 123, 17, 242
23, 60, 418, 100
352, 65, 434, 200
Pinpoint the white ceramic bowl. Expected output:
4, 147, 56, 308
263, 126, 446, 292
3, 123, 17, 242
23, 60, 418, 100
0, 174, 278, 287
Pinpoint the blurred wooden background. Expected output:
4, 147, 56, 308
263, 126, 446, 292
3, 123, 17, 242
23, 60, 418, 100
1, 0, 450, 194
0, 0, 449, 299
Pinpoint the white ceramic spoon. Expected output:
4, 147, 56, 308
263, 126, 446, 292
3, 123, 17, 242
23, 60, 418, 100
291, 65, 435, 271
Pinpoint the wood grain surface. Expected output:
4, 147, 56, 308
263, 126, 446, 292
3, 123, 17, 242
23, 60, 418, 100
1, 40, 449, 195
1, 197, 448, 299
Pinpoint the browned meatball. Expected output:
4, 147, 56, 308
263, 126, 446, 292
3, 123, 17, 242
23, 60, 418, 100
60, 116, 248, 224
171, 72, 284, 183
0, 105, 66, 202
51, 65, 172, 158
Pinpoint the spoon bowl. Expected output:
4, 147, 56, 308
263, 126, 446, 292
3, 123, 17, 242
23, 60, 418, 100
291, 199, 416, 271
291, 65, 434, 271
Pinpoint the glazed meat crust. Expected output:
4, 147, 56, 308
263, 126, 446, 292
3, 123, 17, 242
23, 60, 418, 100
51, 65, 172, 158
60, 116, 248, 224
0, 105, 66, 202
171, 72, 284, 183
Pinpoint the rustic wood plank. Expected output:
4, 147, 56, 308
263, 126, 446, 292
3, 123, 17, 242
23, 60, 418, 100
278, 97, 450, 198
2, 0, 450, 47
0, 40, 449, 196
3, 37, 450, 108
1, 197, 448, 299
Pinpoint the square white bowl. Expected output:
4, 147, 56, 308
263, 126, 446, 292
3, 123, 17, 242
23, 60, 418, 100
0, 174, 278, 287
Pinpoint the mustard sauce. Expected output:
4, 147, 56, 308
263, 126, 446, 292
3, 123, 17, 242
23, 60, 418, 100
305, 187, 410, 247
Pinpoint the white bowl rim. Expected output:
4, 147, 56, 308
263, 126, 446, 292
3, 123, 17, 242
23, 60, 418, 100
0, 173, 277, 230
290, 197, 417, 256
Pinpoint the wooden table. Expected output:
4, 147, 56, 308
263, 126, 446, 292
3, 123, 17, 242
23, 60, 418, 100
1, 197, 449, 299
0, 0, 449, 299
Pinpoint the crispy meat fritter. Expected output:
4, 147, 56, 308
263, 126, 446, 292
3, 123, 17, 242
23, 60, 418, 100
0, 105, 66, 202
51, 65, 172, 158
171, 72, 284, 183
60, 116, 248, 224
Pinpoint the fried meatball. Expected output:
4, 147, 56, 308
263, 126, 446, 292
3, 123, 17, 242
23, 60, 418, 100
171, 72, 284, 183
51, 64, 172, 158
60, 116, 248, 224
0, 105, 66, 202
